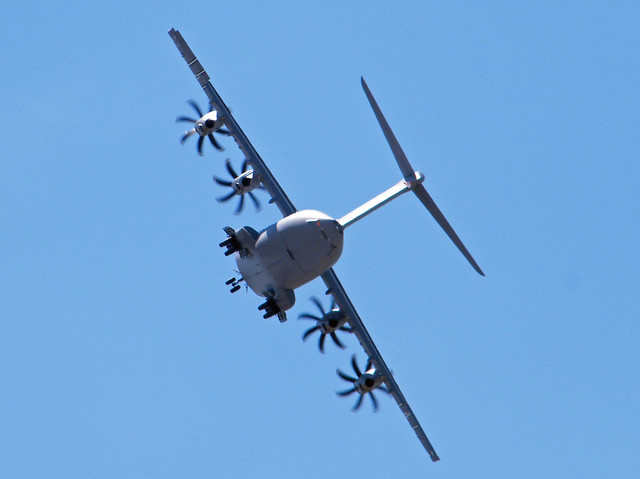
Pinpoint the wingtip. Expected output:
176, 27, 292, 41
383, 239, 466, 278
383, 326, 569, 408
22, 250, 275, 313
467, 258, 485, 277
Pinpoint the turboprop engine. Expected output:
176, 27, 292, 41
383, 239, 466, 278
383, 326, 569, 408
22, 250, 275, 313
337, 355, 389, 412
176, 100, 231, 154
214, 159, 264, 214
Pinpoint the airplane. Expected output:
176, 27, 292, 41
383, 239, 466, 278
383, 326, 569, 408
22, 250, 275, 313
168, 28, 484, 463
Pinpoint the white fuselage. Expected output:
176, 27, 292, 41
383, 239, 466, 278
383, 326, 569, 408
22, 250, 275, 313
236, 210, 344, 310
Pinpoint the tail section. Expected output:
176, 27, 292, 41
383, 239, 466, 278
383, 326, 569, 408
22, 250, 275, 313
361, 77, 484, 276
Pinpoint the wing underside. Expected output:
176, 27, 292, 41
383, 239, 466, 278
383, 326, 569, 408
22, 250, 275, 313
168, 28, 296, 217
321, 269, 440, 462
169, 28, 439, 462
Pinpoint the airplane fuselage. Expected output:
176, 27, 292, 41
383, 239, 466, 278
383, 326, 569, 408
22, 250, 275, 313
234, 210, 344, 312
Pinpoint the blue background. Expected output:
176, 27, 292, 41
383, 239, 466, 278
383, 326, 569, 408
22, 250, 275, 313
2, 2, 638, 477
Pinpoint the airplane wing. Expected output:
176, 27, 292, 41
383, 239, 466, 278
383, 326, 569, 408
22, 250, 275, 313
169, 27, 439, 462
168, 28, 297, 218
321, 268, 440, 462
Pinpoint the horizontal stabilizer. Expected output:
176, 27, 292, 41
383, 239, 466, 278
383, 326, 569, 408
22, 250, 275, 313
361, 77, 484, 276
361, 77, 414, 178
412, 184, 484, 276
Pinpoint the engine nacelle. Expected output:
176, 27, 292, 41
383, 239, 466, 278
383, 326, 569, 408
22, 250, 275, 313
194, 110, 225, 136
354, 370, 385, 394
318, 309, 348, 334
231, 169, 260, 195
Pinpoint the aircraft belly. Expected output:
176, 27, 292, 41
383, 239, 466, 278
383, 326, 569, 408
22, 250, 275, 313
242, 210, 344, 292
251, 224, 307, 291
279, 236, 340, 283
235, 252, 273, 298
278, 212, 344, 281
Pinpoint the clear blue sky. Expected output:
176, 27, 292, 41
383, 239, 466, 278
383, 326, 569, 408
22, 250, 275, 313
2, 2, 639, 477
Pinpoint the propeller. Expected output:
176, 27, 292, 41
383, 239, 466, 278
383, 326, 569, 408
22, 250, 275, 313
298, 296, 351, 353
336, 355, 389, 412
213, 159, 262, 214
176, 99, 231, 155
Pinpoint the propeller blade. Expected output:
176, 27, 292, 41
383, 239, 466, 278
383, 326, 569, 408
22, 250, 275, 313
248, 192, 261, 212
337, 387, 356, 397
225, 160, 238, 179
378, 384, 390, 394
370, 392, 379, 412
209, 134, 224, 151
298, 313, 321, 321
216, 191, 236, 203
351, 355, 362, 377
197, 136, 204, 155
234, 194, 245, 215
329, 296, 336, 311
339, 326, 353, 333
176, 115, 196, 123
181, 129, 195, 144
302, 326, 319, 341
187, 99, 203, 117
352, 394, 364, 411
330, 332, 345, 349
213, 176, 233, 187
365, 358, 373, 372
337, 370, 357, 383
310, 296, 325, 316
217, 127, 231, 136
241, 158, 248, 173
318, 333, 326, 353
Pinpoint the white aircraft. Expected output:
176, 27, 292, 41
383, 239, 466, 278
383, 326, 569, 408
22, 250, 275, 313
169, 28, 484, 463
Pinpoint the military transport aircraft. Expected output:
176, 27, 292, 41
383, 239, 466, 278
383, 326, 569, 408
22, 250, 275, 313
168, 28, 484, 463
